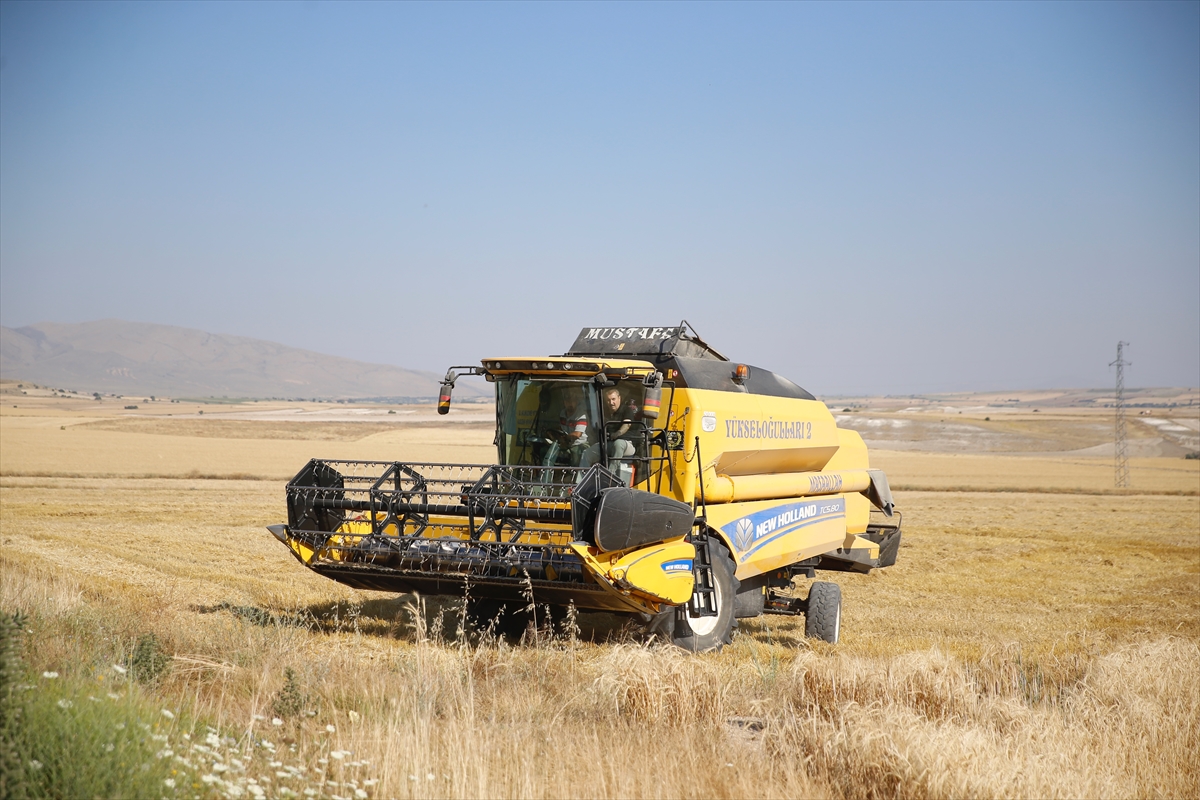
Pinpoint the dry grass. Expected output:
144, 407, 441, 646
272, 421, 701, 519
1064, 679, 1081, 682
2, 400, 1198, 798
871, 450, 1198, 494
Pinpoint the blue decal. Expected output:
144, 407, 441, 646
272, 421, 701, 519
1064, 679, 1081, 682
660, 559, 693, 574
721, 497, 845, 560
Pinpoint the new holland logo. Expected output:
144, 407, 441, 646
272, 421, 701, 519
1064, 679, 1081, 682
734, 518, 755, 552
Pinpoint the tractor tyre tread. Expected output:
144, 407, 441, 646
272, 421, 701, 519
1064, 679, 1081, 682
804, 581, 841, 644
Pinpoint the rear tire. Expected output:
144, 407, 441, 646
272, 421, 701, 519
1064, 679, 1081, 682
733, 575, 766, 619
804, 582, 841, 644
647, 544, 739, 652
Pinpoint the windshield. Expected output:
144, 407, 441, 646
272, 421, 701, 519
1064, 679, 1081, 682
496, 377, 649, 478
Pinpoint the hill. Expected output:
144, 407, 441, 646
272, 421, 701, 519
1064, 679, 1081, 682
0, 319, 468, 399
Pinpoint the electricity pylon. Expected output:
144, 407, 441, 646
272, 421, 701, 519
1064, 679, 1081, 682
1110, 342, 1131, 488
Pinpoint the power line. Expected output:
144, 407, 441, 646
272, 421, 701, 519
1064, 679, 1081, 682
1110, 341, 1131, 488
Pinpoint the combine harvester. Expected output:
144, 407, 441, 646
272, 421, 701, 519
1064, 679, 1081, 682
268, 324, 901, 651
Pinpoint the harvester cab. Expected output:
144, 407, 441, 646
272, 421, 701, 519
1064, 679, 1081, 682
268, 323, 901, 652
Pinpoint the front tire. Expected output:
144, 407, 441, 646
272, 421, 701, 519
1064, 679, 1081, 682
466, 599, 568, 641
804, 581, 841, 644
647, 544, 739, 652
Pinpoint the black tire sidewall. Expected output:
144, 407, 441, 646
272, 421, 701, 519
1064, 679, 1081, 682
804, 581, 842, 644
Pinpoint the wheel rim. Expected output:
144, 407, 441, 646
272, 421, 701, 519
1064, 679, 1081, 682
685, 572, 725, 637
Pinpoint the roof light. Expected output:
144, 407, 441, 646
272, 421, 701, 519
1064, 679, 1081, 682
733, 364, 751, 385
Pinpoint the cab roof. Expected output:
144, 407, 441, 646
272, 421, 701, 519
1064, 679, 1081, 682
480, 356, 654, 377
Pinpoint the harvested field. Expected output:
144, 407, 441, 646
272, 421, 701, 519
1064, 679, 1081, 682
1, 398, 1198, 798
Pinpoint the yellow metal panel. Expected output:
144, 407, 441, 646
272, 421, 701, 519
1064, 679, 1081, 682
705, 469, 873, 503
608, 539, 696, 605
844, 491, 871, 535
824, 427, 870, 471
667, 387, 844, 505
567, 543, 660, 614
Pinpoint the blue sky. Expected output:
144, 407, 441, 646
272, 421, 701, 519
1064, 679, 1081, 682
1, 1, 1197, 394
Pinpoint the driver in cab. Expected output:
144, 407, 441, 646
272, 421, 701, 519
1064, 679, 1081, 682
555, 388, 591, 462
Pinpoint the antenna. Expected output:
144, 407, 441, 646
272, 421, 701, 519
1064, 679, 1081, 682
1109, 342, 1131, 488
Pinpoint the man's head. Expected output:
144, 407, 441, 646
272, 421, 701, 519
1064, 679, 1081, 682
562, 388, 581, 413
604, 387, 623, 413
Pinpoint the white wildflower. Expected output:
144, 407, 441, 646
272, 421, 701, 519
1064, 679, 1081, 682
161, 709, 175, 720
271, 718, 283, 727
347, 710, 360, 722
330, 750, 346, 760
303, 790, 317, 797
107, 692, 121, 700
213, 762, 229, 773
105, 743, 115, 753
163, 778, 176, 788
252, 714, 265, 721
249, 787, 266, 799
56, 698, 73, 709
88, 695, 100, 702
269, 761, 282, 768
231, 758, 245, 769
112, 664, 127, 675
325, 724, 336, 733
426, 772, 435, 781
151, 734, 168, 742
156, 749, 173, 759
355, 791, 368, 799
42, 671, 58, 679
279, 788, 297, 798
362, 779, 378, 787
201, 774, 219, 784
29, 759, 43, 770
275, 771, 289, 778
226, 786, 245, 798
317, 759, 328, 765
115, 722, 126, 730
206, 733, 221, 747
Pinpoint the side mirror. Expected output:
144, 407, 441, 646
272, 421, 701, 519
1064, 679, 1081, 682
642, 372, 663, 420
436, 365, 483, 415
438, 372, 454, 415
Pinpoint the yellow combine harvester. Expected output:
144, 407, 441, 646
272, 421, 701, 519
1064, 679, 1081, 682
267, 324, 901, 651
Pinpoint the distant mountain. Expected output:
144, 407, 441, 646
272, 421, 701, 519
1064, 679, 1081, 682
0, 320, 472, 399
